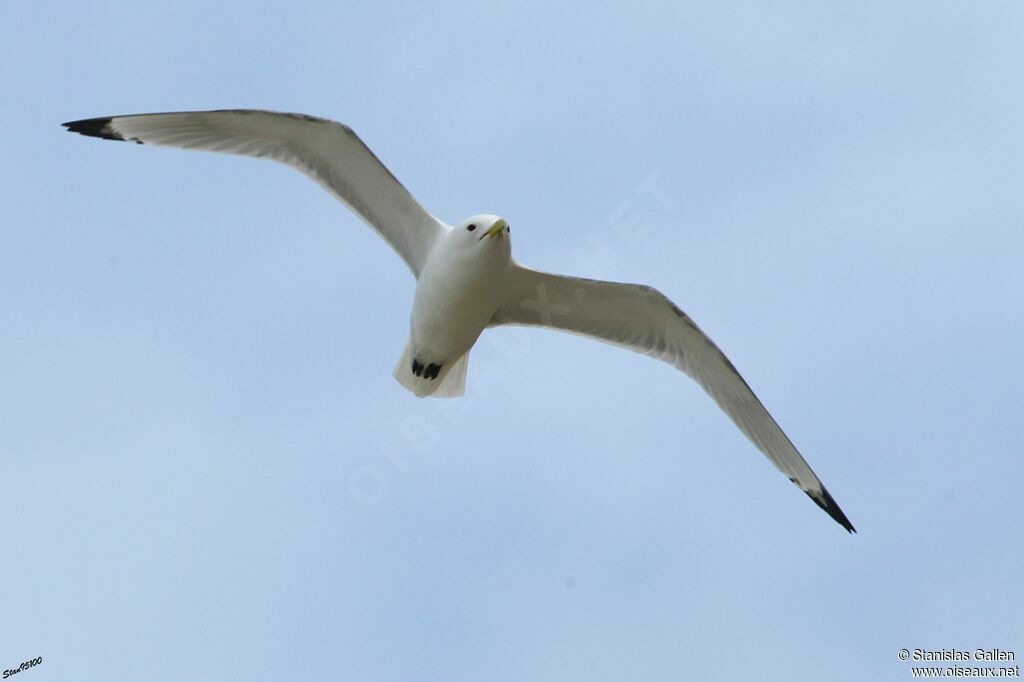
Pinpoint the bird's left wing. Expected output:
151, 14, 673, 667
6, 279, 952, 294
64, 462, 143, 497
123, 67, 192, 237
492, 264, 855, 532
63, 110, 448, 276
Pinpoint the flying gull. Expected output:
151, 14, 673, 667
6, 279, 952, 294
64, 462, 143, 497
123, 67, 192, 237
63, 109, 855, 533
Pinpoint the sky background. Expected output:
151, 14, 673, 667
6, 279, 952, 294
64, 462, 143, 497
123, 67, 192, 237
2, 1, 1023, 680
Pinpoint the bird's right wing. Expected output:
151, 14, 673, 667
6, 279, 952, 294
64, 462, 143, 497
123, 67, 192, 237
492, 264, 854, 532
63, 109, 448, 276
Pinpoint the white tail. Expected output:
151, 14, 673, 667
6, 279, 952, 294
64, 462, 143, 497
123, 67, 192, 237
393, 340, 469, 398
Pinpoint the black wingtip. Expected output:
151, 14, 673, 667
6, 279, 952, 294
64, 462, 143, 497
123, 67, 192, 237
806, 486, 856, 534
62, 116, 126, 142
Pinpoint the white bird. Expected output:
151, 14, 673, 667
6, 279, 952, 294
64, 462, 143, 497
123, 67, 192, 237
63, 109, 855, 533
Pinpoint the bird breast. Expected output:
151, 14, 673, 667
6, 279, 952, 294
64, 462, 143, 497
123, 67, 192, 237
410, 246, 511, 358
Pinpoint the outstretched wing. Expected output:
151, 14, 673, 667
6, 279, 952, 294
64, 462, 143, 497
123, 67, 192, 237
492, 264, 855, 533
63, 109, 448, 276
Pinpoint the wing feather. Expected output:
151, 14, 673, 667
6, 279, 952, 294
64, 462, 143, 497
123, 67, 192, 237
492, 264, 854, 532
63, 109, 448, 276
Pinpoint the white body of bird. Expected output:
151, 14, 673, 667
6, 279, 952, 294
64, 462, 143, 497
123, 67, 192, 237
396, 215, 512, 397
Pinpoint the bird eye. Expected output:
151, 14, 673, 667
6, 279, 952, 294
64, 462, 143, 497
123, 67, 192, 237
467, 224, 477, 232
506, 225, 511, 233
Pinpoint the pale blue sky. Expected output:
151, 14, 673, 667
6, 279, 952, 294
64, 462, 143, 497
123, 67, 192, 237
2, 1, 1022, 680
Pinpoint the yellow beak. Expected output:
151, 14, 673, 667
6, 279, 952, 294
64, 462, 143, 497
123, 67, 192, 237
480, 219, 507, 240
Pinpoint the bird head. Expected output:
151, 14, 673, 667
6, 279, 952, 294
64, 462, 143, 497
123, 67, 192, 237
457, 214, 509, 239
451, 214, 511, 260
